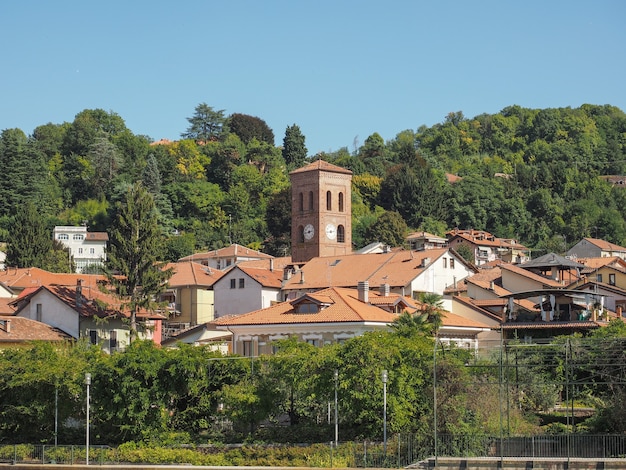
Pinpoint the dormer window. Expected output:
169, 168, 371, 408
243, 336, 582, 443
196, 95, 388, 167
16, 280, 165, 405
296, 302, 319, 313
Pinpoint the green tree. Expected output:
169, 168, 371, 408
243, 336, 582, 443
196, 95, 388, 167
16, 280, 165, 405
363, 211, 408, 247
227, 113, 275, 145
6, 202, 53, 268
181, 103, 227, 142
282, 124, 308, 170
0, 128, 48, 217
106, 183, 172, 337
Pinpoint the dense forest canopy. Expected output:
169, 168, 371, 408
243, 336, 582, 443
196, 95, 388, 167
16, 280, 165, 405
1, 103, 626, 265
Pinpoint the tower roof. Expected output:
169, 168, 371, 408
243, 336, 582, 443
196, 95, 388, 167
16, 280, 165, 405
289, 159, 352, 176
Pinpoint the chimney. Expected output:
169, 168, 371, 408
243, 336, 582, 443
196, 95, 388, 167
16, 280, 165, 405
490, 281, 495, 291
76, 279, 83, 308
380, 283, 390, 297
422, 257, 431, 267
299, 270, 305, 284
284, 267, 292, 281
270, 258, 274, 272
358, 281, 369, 303
2, 319, 10, 334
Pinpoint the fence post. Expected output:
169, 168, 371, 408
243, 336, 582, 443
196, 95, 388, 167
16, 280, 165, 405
330, 442, 333, 468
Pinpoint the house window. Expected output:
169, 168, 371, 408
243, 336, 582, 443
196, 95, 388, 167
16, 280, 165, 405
337, 225, 345, 243
230, 279, 236, 289
36, 303, 42, 322
299, 192, 304, 212
242, 340, 253, 357
89, 330, 97, 345
326, 191, 332, 210
78, 248, 83, 254
73, 234, 84, 240
338, 192, 344, 212
306, 339, 320, 347
597, 274, 603, 283
443, 258, 448, 268
109, 330, 117, 351
450, 258, 455, 269
226, 259, 232, 266
309, 191, 314, 210
239, 278, 245, 288
609, 274, 616, 286
90, 248, 95, 254
478, 249, 489, 258
298, 225, 305, 243
57, 234, 69, 240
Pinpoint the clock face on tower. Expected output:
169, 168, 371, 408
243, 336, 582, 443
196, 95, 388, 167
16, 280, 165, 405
304, 224, 315, 240
325, 223, 337, 240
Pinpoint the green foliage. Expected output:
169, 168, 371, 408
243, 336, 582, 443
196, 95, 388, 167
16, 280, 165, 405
228, 113, 275, 145
363, 211, 408, 247
106, 183, 173, 335
282, 124, 308, 170
6, 203, 54, 269
181, 103, 227, 142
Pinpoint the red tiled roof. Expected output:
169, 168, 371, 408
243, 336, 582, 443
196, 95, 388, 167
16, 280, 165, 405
85, 232, 109, 241
214, 287, 398, 326
289, 159, 352, 176
16, 285, 164, 321
583, 238, 626, 252
164, 261, 225, 287
447, 229, 528, 250
499, 263, 564, 287
283, 248, 461, 290
178, 244, 273, 262
0, 316, 71, 343
0, 267, 107, 290
238, 266, 284, 289
0, 298, 16, 315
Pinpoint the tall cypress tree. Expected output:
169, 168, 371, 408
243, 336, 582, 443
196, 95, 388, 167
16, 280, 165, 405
106, 183, 172, 339
282, 124, 308, 171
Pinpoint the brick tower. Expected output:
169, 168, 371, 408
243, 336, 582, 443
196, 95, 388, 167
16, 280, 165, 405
290, 160, 353, 263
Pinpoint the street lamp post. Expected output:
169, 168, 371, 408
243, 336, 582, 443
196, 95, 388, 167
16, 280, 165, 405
85, 373, 91, 465
382, 369, 388, 454
334, 369, 339, 447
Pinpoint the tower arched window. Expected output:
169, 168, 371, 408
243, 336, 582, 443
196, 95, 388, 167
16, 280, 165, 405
338, 192, 344, 212
337, 225, 345, 243
309, 191, 314, 210
326, 191, 332, 211
299, 192, 304, 212
297, 225, 305, 243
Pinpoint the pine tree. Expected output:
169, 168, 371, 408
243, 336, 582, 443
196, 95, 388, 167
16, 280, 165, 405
6, 202, 53, 268
106, 183, 172, 339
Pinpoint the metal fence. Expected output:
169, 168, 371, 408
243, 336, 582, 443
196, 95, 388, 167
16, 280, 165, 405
2, 436, 626, 467
0, 445, 115, 465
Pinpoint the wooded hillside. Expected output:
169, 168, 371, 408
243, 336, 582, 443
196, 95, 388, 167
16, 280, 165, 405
1, 103, 625, 264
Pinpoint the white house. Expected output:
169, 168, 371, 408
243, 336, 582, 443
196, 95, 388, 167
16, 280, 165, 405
53, 226, 108, 273
213, 262, 284, 319
12, 281, 164, 353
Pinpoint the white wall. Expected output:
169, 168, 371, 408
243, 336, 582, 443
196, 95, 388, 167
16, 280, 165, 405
17, 289, 79, 338
214, 269, 264, 318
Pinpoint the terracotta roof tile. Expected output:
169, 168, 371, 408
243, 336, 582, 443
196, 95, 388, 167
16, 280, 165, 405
583, 238, 626, 252
499, 263, 564, 287
164, 261, 225, 287
0, 298, 16, 315
0, 267, 107, 290
178, 244, 273, 262
0, 316, 72, 343
238, 266, 284, 289
289, 159, 352, 175
283, 249, 455, 290
214, 287, 398, 326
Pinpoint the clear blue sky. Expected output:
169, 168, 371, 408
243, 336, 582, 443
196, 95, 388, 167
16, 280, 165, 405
1, 0, 625, 155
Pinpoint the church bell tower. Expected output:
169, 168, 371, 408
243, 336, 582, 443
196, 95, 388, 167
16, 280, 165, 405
290, 160, 352, 263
